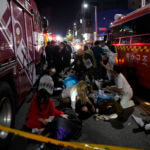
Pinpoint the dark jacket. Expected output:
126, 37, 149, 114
92, 46, 104, 68
45, 45, 55, 66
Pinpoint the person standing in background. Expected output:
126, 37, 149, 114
84, 43, 97, 69
92, 41, 105, 79
45, 41, 56, 68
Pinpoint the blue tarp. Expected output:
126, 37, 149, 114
63, 75, 79, 89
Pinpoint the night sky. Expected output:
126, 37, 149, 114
35, 0, 82, 36
35, 0, 128, 36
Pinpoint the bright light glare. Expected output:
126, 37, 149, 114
56, 35, 62, 41
83, 3, 88, 8
75, 44, 81, 50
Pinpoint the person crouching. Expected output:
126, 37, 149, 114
106, 65, 135, 109
25, 75, 68, 135
62, 81, 95, 119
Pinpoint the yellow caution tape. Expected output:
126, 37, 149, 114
0, 125, 142, 150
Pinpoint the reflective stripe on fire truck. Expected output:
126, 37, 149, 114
115, 46, 150, 52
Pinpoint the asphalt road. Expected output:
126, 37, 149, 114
8, 91, 150, 150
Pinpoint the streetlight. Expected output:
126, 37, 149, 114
83, 2, 97, 41
82, 2, 89, 40
83, 3, 88, 9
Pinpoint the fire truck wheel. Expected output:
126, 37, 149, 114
0, 81, 15, 149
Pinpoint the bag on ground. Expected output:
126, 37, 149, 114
55, 108, 82, 140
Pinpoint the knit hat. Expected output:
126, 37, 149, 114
38, 75, 54, 95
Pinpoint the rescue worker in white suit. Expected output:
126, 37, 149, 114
106, 65, 135, 109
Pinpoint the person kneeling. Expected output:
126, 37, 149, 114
106, 65, 135, 109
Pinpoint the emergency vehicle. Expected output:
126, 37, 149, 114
0, 0, 45, 148
110, 4, 150, 90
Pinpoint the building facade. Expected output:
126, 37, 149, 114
128, 0, 150, 10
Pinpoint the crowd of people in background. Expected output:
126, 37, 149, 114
45, 41, 72, 75
24, 39, 147, 149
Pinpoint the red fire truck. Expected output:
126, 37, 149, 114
110, 4, 150, 90
0, 0, 45, 147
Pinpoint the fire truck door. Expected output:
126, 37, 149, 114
24, 12, 36, 84
11, 1, 35, 102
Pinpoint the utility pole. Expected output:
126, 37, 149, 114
82, 1, 88, 41
90, 0, 98, 41
94, 5, 97, 41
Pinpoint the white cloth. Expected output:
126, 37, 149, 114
115, 73, 132, 95
61, 86, 77, 109
120, 92, 134, 109
115, 73, 134, 109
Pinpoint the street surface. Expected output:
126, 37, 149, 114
8, 91, 150, 150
